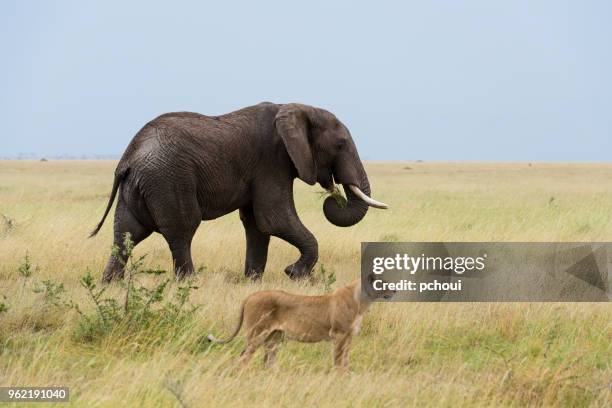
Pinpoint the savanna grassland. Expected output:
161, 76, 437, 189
0, 160, 610, 407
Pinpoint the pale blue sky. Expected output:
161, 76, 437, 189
1, 1, 610, 160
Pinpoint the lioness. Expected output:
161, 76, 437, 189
207, 278, 394, 371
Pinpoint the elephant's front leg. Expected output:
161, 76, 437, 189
257, 207, 318, 279
253, 182, 318, 279
240, 205, 270, 280
276, 218, 318, 279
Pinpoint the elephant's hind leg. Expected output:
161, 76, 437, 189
150, 194, 201, 281
102, 197, 153, 283
167, 237, 196, 280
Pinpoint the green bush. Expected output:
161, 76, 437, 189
310, 264, 336, 293
72, 233, 199, 346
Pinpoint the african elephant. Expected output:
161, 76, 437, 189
90, 102, 388, 282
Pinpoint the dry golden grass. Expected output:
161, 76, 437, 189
0, 160, 611, 407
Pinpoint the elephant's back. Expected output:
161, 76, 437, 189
123, 103, 278, 162
116, 102, 279, 191
123, 106, 272, 172
121, 112, 225, 165
117, 110, 259, 218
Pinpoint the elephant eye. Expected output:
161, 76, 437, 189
335, 140, 346, 150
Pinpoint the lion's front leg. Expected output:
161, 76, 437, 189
331, 332, 352, 373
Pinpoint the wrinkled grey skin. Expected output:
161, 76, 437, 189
91, 102, 378, 282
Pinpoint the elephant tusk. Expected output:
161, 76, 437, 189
348, 185, 389, 209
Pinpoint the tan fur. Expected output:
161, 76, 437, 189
208, 279, 389, 372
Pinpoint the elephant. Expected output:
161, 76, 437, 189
90, 102, 388, 282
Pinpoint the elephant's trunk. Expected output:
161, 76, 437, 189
323, 172, 384, 227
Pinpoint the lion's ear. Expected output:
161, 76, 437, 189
367, 274, 375, 285
275, 104, 317, 185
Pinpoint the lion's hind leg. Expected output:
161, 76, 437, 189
238, 322, 275, 368
263, 330, 283, 369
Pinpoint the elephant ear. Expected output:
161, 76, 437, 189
275, 104, 317, 185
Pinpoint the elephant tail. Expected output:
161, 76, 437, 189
207, 300, 246, 344
89, 168, 128, 238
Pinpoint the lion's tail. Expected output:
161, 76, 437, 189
207, 300, 246, 344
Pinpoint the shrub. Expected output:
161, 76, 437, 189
33, 279, 68, 308
73, 233, 199, 347
310, 264, 336, 293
